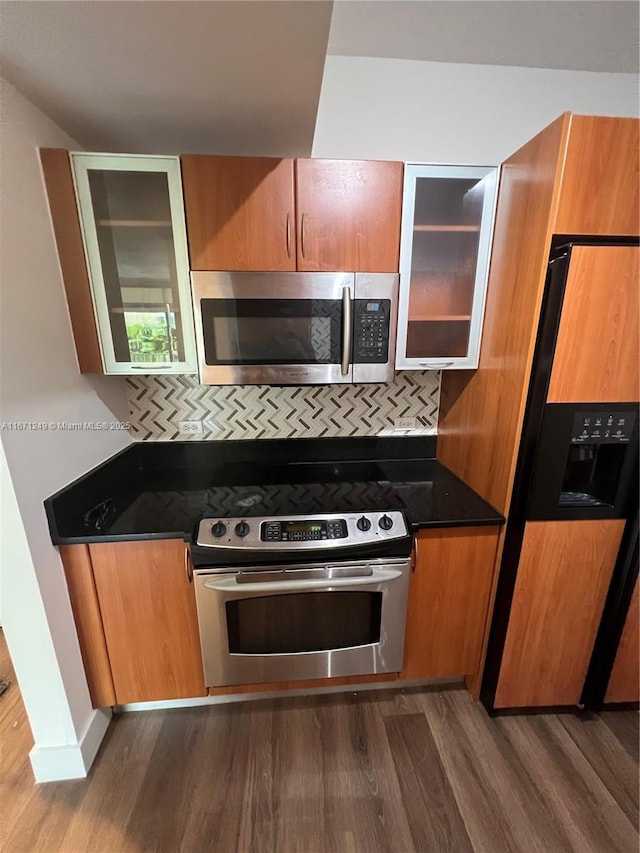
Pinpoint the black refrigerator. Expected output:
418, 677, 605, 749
481, 236, 639, 712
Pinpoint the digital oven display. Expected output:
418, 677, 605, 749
261, 518, 347, 542
286, 522, 322, 534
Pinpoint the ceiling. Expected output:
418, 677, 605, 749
0, 0, 637, 155
329, 1, 640, 74
0, 1, 334, 155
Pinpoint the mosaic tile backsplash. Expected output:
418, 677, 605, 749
126, 372, 441, 441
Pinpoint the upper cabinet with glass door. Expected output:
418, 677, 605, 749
72, 154, 197, 374
395, 165, 498, 370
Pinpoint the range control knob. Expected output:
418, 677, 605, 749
378, 514, 393, 531
356, 515, 371, 532
234, 520, 250, 538
211, 521, 227, 538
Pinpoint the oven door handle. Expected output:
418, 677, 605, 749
236, 565, 374, 584
201, 566, 404, 594
341, 286, 353, 376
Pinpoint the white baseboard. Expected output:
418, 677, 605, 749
29, 707, 111, 783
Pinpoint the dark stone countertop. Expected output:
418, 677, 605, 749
44, 436, 504, 544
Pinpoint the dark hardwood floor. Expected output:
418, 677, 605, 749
2, 630, 638, 852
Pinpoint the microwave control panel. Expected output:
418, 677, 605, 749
571, 410, 636, 444
353, 300, 390, 363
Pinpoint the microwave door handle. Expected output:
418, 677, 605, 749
341, 286, 352, 376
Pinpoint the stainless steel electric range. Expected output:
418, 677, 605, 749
190, 511, 413, 688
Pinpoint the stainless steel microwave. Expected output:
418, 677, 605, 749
191, 271, 398, 385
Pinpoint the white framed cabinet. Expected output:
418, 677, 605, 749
395, 165, 498, 370
72, 154, 197, 374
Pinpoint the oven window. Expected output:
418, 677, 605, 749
226, 591, 383, 655
201, 299, 343, 365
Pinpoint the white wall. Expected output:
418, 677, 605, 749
0, 77, 131, 780
312, 56, 639, 162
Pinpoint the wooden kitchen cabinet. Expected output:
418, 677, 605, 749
435, 114, 639, 702
181, 154, 403, 273
60, 539, 206, 706
88, 539, 206, 704
400, 526, 500, 680
294, 159, 403, 272
438, 114, 639, 515
181, 155, 297, 271
59, 544, 117, 707
395, 165, 499, 370
554, 116, 640, 237
41, 150, 197, 375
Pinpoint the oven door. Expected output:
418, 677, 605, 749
191, 271, 354, 385
193, 558, 411, 687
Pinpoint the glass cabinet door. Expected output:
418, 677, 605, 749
72, 154, 196, 374
395, 165, 498, 370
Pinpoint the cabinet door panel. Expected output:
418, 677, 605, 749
401, 527, 500, 680
605, 577, 639, 704
72, 154, 197, 374
40, 150, 104, 373
59, 544, 116, 707
495, 520, 625, 708
396, 165, 499, 369
548, 245, 639, 403
89, 539, 206, 704
555, 116, 639, 236
295, 159, 402, 272
181, 155, 296, 271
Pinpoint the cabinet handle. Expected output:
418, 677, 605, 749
418, 361, 454, 369
286, 213, 292, 258
184, 545, 193, 583
300, 213, 306, 258
411, 536, 418, 572
131, 365, 173, 370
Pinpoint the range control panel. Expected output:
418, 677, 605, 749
262, 518, 347, 542
571, 411, 636, 444
353, 300, 390, 363
195, 511, 408, 551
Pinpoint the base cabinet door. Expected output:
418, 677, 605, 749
89, 539, 207, 704
400, 527, 500, 680
59, 544, 117, 707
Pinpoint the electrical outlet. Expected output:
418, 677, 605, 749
178, 420, 204, 436
394, 417, 417, 431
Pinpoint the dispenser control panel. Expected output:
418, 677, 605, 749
571, 411, 636, 444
